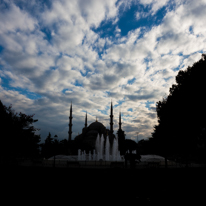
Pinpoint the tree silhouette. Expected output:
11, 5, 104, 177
45, 132, 53, 144
40, 132, 54, 159
0, 100, 40, 163
41, 134, 71, 158
152, 54, 206, 164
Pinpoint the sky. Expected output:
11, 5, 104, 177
0, 0, 206, 143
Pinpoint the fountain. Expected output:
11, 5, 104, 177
78, 134, 123, 161
105, 136, 110, 161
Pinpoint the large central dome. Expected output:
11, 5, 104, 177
74, 120, 109, 151
88, 121, 106, 131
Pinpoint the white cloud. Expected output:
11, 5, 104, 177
180, 52, 203, 70
0, 3, 37, 34
139, 0, 169, 15
78, 0, 118, 28
0, 0, 206, 142
156, 0, 206, 55
41, 0, 118, 29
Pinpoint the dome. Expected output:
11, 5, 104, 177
88, 121, 106, 131
87, 130, 98, 134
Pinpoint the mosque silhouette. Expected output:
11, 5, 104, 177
68, 102, 126, 155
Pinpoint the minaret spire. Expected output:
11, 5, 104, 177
68, 102, 73, 141
117, 109, 125, 156
85, 112, 87, 128
110, 101, 114, 134
119, 111, 122, 130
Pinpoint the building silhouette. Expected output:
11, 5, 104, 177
68, 102, 125, 154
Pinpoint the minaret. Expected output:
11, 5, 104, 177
117, 110, 125, 155
110, 101, 114, 134
85, 112, 87, 128
119, 112, 122, 131
68, 102, 73, 141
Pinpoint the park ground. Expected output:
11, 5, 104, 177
2, 165, 206, 204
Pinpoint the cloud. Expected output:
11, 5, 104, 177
126, 93, 156, 101
180, 52, 203, 70
138, 0, 169, 15
0, 3, 37, 33
156, 1, 206, 56
41, 0, 118, 29
0, 0, 206, 142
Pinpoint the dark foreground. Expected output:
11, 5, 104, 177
2, 166, 206, 204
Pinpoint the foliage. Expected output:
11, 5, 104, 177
40, 132, 54, 159
40, 134, 74, 158
137, 138, 156, 155
0, 100, 40, 162
152, 54, 206, 162
124, 139, 137, 152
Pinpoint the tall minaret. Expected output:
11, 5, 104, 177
119, 111, 122, 131
110, 101, 114, 134
85, 112, 87, 128
68, 102, 73, 141
117, 110, 125, 155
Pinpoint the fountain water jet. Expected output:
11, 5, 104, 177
95, 134, 122, 161
105, 136, 110, 161
78, 134, 123, 161
99, 134, 104, 160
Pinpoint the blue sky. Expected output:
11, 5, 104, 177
0, 0, 206, 142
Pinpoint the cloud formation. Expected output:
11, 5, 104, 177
0, 0, 206, 142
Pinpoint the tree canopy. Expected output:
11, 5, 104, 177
40, 132, 73, 158
0, 100, 41, 162
152, 54, 206, 162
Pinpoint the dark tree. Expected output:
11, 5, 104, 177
41, 134, 72, 158
124, 139, 137, 152
45, 132, 53, 144
152, 54, 206, 164
59, 139, 69, 154
0, 100, 40, 163
40, 132, 54, 159
137, 138, 156, 154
